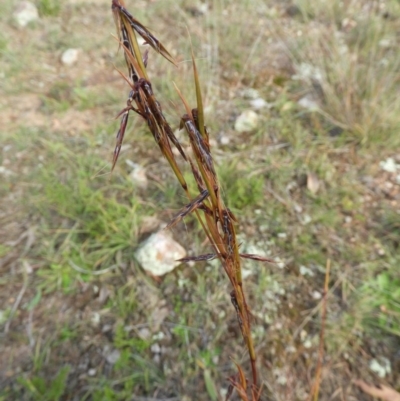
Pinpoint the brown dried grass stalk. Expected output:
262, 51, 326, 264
111, 1, 270, 398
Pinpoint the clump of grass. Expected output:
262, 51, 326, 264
290, 0, 400, 143
110, 1, 271, 398
17, 366, 70, 401
37, 0, 61, 17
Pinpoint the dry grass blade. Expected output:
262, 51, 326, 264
309, 259, 331, 401
174, 82, 193, 120
191, 50, 206, 140
239, 254, 275, 263
112, 112, 129, 171
112, 0, 177, 66
140, 80, 187, 161
177, 253, 219, 263
189, 159, 206, 192
111, 0, 261, 394
166, 189, 209, 229
178, 253, 272, 264
113, 35, 146, 79
181, 115, 216, 179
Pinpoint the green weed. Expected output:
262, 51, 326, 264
218, 162, 264, 211
37, 0, 61, 17
18, 366, 70, 401
362, 270, 400, 336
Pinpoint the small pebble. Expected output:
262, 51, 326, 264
138, 328, 151, 340
241, 268, 252, 279
250, 98, 270, 110
127, 162, 148, 189
151, 343, 161, 354
369, 357, 391, 378
218, 134, 230, 145
13, 2, 39, 27
241, 88, 259, 99
61, 48, 80, 66
105, 349, 120, 365
300, 265, 314, 277
234, 110, 259, 133
298, 95, 319, 111
380, 157, 399, 173
300, 214, 312, 225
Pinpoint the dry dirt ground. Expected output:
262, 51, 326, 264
1, 0, 400, 400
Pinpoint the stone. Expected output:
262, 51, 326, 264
369, 357, 391, 378
135, 231, 186, 276
13, 2, 39, 27
138, 328, 151, 340
299, 265, 314, 277
240, 88, 260, 99
380, 157, 399, 173
126, 160, 148, 189
307, 172, 320, 194
298, 95, 319, 111
234, 110, 259, 133
105, 349, 120, 365
150, 343, 161, 353
218, 133, 231, 145
61, 49, 80, 66
250, 98, 270, 110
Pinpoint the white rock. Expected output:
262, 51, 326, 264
135, 231, 186, 276
380, 157, 399, 173
198, 3, 209, 14
299, 265, 314, 277
241, 88, 260, 99
152, 331, 165, 341
0, 166, 14, 176
286, 345, 296, 353
151, 343, 161, 353
88, 368, 96, 376
13, 2, 39, 27
105, 349, 120, 365
218, 133, 231, 145
91, 312, 100, 326
274, 257, 285, 269
250, 98, 270, 110
293, 63, 323, 83
126, 160, 148, 188
300, 214, 312, 225
369, 357, 391, 378
138, 328, 151, 340
379, 38, 392, 48
61, 48, 80, 66
234, 110, 259, 133
241, 268, 252, 279
298, 95, 319, 111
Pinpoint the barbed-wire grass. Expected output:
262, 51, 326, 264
110, 0, 272, 398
